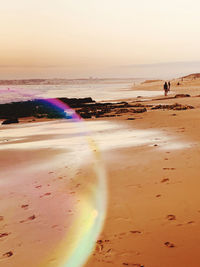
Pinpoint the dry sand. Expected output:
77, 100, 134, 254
85, 77, 200, 267
1, 77, 200, 267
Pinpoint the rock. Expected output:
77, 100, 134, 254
115, 108, 129, 114
131, 108, 147, 113
0, 98, 95, 120
104, 115, 116, 117
79, 113, 92, 119
151, 105, 162, 110
151, 103, 194, 111
175, 94, 190, 98
130, 103, 146, 107
2, 118, 19, 125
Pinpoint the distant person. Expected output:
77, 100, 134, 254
168, 81, 171, 91
163, 82, 168, 96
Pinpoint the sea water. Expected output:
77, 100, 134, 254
0, 79, 162, 104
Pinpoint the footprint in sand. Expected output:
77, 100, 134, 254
96, 239, 111, 253
0, 233, 11, 238
166, 215, 176, 221
163, 168, 175, 170
161, 178, 169, 183
119, 232, 126, 236
51, 225, 59, 229
156, 194, 161, 198
1, 251, 13, 259
187, 221, 195, 224
96, 240, 104, 252
164, 242, 175, 248
21, 204, 29, 210
130, 230, 142, 234
20, 215, 36, 223
40, 192, 51, 198
0, 216, 4, 221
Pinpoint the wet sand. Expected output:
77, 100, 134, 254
1, 77, 200, 267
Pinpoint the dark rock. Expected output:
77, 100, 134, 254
0, 98, 95, 120
115, 108, 129, 114
151, 105, 162, 110
175, 94, 190, 98
131, 108, 147, 113
79, 113, 92, 119
2, 118, 19, 125
104, 115, 116, 117
130, 103, 148, 107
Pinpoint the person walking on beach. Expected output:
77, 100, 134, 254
168, 81, 171, 91
164, 82, 168, 96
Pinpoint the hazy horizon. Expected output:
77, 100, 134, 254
1, 61, 200, 80
1, 0, 200, 79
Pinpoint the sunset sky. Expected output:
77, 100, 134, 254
1, 0, 200, 79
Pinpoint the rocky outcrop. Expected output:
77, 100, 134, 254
2, 118, 19, 125
151, 103, 194, 110
0, 97, 95, 120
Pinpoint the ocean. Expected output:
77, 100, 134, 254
0, 79, 162, 104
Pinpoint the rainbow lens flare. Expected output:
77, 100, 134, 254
0, 88, 107, 267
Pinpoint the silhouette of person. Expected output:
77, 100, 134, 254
164, 82, 168, 96
168, 81, 171, 91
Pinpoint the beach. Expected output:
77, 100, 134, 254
1, 77, 200, 267
85, 78, 200, 267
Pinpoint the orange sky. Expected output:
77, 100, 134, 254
1, 0, 200, 78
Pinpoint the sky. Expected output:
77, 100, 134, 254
1, 0, 200, 79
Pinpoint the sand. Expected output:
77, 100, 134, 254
85, 78, 200, 267
1, 77, 200, 267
